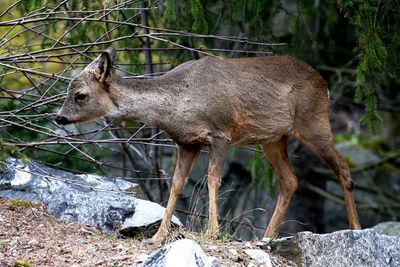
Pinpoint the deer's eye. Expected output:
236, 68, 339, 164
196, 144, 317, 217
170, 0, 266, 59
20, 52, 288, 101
74, 92, 87, 102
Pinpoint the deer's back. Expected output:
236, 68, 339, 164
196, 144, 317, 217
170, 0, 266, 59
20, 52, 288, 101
159, 56, 329, 146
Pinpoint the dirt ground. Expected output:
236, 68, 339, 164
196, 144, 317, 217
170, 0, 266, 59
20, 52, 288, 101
0, 198, 295, 267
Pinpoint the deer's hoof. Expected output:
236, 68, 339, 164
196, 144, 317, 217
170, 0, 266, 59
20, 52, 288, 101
151, 228, 168, 243
204, 226, 220, 239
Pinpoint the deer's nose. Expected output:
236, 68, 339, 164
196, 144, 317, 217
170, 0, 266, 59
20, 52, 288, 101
55, 115, 70, 125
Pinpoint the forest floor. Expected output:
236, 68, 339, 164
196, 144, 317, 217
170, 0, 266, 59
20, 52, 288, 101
0, 198, 294, 267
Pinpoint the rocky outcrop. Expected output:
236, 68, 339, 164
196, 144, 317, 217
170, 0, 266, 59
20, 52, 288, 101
270, 229, 400, 267
0, 157, 181, 234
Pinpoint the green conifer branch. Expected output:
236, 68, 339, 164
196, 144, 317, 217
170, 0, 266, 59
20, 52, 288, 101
191, 0, 208, 34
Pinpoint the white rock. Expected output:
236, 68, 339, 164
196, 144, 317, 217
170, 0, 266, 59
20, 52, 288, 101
27, 239, 39, 246
244, 241, 253, 248
135, 254, 149, 263
11, 166, 31, 186
228, 248, 240, 261
261, 237, 273, 243
116, 244, 127, 252
121, 199, 182, 230
60, 244, 72, 253
208, 256, 221, 267
229, 248, 239, 256
80, 227, 96, 236
86, 246, 97, 255
141, 239, 218, 267
244, 249, 272, 267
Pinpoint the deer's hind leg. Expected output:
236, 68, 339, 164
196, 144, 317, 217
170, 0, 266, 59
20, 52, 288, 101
261, 135, 298, 237
294, 115, 361, 230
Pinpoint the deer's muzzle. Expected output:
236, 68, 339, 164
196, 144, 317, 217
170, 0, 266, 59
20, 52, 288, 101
55, 115, 71, 125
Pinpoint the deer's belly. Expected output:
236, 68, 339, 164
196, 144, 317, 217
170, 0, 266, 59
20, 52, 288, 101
229, 110, 293, 145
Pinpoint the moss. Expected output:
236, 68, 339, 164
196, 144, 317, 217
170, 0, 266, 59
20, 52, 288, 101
104, 233, 117, 241
342, 154, 356, 168
334, 133, 386, 153
216, 231, 237, 241
9, 200, 33, 209
14, 260, 32, 267
378, 162, 400, 172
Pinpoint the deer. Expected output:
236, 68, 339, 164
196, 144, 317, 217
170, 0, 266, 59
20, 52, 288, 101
55, 47, 361, 241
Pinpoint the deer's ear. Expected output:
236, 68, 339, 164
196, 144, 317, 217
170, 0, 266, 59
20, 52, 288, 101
87, 47, 116, 83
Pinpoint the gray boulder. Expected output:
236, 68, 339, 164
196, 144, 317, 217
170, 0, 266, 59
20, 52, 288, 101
372, 221, 400, 236
0, 157, 181, 234
141, 239, 220, 267
271, 229, 400, 267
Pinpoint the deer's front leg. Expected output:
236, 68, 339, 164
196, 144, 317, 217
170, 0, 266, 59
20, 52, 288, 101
205, 140, 229, 238
152, 145, 199, 242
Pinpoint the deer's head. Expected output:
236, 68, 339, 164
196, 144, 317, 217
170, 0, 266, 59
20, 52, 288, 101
55, 47, 116, 125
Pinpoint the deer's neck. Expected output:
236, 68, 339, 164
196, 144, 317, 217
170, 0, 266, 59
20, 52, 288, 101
109, 74, 181, 127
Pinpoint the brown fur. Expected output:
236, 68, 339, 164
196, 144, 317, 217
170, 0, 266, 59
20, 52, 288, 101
56, 48, 361, 241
